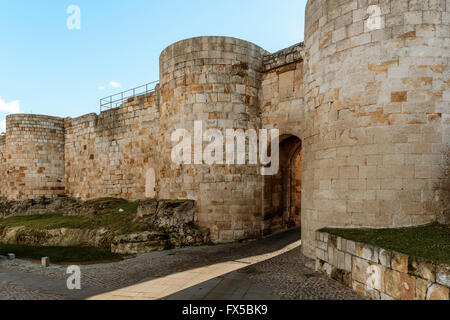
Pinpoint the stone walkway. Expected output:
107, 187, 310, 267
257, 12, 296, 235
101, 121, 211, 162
0, 229, 363, 300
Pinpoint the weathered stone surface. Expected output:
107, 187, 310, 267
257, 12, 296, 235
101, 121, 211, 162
316, 247, 326, 261
317, 240, 328, 251
380, 292, 395, 300
391, 251, 409, 273
357, 243, 379, 263
415, 278, 431, 300
408, 256, 436, 282
426, 284, 450, 300
346, 240, 356, 255
384, 269, 415, 300
352, 256, 371, 284
316, 259, 334, 277
111, 232, 169, 254
137, 199, 197, 230
331, 268, 352, 288
379, 249, 391, 268
436, 264, 450, 287
344, 253, 352, 272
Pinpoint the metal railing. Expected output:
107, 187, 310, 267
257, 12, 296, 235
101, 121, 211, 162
100, 80, 159, 112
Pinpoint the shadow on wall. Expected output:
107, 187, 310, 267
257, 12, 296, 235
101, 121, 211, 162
263, 135, 302, 236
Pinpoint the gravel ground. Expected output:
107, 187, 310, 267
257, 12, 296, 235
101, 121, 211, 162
0, 229, 363, 300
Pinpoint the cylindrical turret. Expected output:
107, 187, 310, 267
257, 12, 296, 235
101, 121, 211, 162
302, 0, 450, 257
5, 114, 65, 200
158, 36, 268, 242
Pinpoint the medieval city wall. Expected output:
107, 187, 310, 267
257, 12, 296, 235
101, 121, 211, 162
64, 92, 160, 200
0, 1, 448, 254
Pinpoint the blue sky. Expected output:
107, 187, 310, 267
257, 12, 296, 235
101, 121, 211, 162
0, 0, 307, 132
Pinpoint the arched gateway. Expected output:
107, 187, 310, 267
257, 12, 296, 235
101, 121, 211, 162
263, 135, 302, 236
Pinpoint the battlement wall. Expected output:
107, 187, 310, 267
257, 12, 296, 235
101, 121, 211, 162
263, 42, 304, 72
65, 91, 160, 200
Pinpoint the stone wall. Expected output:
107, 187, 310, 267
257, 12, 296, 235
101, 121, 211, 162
260, 44, 305, 236
315, 230, 450, 300
260, 44, 305, 138
64, 92, 160, 200
302, 0, 450, 258
3, 114, 65, 200
1, 0, 448, 251
158, 36, 269, 243
0, 134, 6, 198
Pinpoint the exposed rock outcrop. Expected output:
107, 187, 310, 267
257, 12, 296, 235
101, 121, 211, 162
112, 200, 210, 254
0, 226, 112, 249
0, 198, 210, 254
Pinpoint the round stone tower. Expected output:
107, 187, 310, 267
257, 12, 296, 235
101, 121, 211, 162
302, 0, 449, 257
158, 36, 268, 242
5, 114, 65, 200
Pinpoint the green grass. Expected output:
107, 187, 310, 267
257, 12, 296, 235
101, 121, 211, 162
0, 214, 91, 230
321, 223, 450, 265
0, 198, 145, 236
0, 244, 125, 263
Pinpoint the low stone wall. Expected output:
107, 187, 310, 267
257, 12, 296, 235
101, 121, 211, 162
315, 230, 449, 300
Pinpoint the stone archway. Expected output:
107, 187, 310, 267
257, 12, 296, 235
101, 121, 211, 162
262, 135, 302, 236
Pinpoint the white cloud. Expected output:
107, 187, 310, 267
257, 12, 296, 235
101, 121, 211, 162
0, 119, 5, 133
98, 86, 105, 90
109, 81, 121, 88
0, 97, 20, 113
0, 97, 21, 133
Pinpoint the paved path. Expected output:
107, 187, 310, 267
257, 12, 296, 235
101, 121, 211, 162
0, 229, 363, 300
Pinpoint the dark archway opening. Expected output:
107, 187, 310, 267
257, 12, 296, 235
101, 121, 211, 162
262, 135, 302, 236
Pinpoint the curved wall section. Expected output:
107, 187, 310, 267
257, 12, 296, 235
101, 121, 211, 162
5, 114, 65, 200
158, 36, 268, 242
301, 0, 450, 257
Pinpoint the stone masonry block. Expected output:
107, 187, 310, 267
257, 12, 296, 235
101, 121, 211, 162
408, 257, 436, 282
436, 264, 450, 287
391, 251, 409, 273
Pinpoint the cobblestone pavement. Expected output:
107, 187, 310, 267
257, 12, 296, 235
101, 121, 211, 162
0, 229, 363, 300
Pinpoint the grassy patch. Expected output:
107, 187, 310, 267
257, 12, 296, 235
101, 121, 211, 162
0, 244, 125, 263
0, 214, 91, 230
322, 223, 450, 265
0, 198, 146, 236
